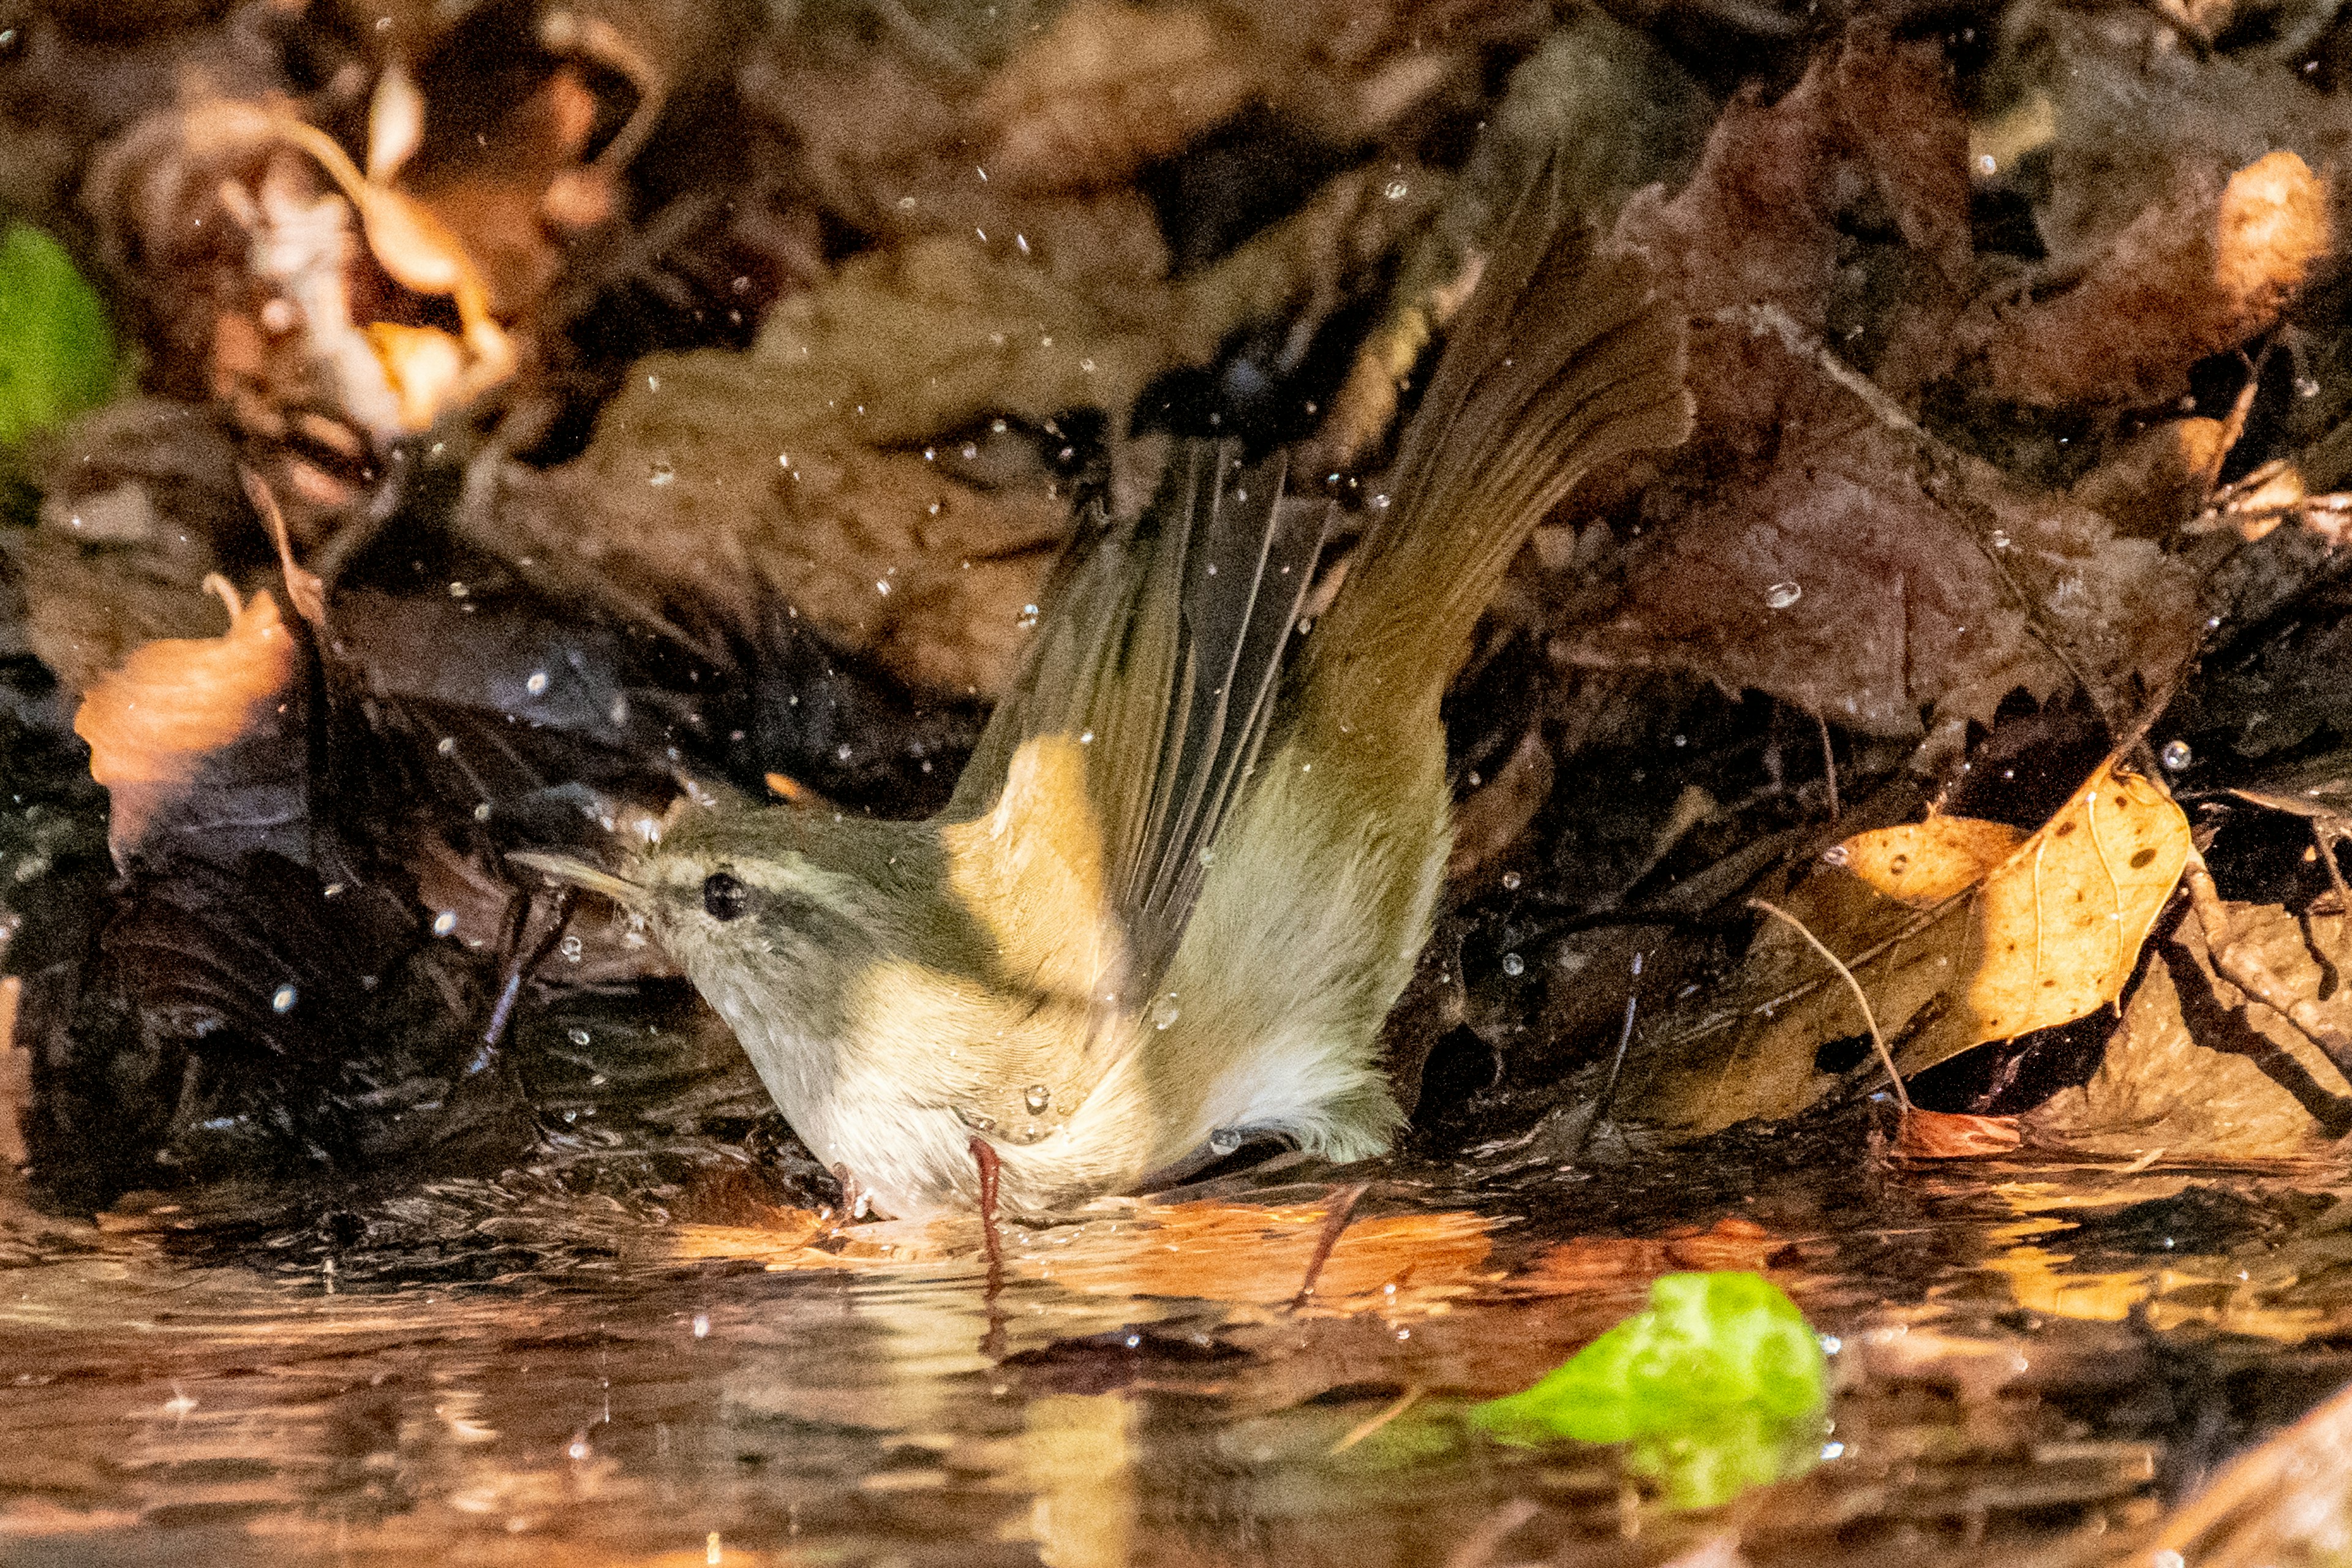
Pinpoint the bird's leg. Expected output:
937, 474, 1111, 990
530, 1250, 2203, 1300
477, 886, 579, 1068
969, 1136, 1005, 1277
829, 1163, 873, 1220
969, 1136, 1007, 1356
1290, 1181, 1370, 1310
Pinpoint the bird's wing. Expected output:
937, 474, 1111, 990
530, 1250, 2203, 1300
944, 440, 1327, 998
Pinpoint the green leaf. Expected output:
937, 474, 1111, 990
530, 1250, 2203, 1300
1471, 1271, 1828, 1509
0, 222, 116, 446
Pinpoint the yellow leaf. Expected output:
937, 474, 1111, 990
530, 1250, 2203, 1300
1968, 763, 2191, 1042
366, 321, 467, 433
1834, 815, 2026, 906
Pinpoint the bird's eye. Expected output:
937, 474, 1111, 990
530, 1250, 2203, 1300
702, 872, 750, 921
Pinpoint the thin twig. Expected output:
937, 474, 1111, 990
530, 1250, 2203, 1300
1815, 710, 1841, 821
1746, 898, 1912, 1115
2182, 847, 2352, 1077
1572, 950, 1643, 1160
1330, 1386, 1424, 1454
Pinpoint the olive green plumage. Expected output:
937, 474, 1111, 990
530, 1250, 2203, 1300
518, 192, 1691, 1218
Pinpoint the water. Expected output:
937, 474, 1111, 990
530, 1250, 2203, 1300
5, 1138, 2346, 1566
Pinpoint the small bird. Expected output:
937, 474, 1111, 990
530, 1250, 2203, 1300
516, 192, 1689, 1219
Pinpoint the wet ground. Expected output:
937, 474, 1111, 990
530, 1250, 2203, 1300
4, 1130, 2351, 1567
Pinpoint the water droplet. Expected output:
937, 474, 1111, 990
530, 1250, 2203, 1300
1146, 992, 1181, 1030
2161, 739, 2193, 771
1016, 604, 1040, 628
692, 1313, 710, 1338
432, 910, 458, 937
1208, 1128, 1243, 1154
437, 735, 457, 755
875, 579, 891, 595
835, 743, 853, 761
1502, 871, 1521, 890
472, 802, 491, 822
1079, 729, 1094, 744
1989, 528, 2011, 549
1501, 952, 1525, 976
271, 983, 298, 1013
648, 461, 674, 486
560, 934, 584, 963
1384, 179, 1409, 199
568, 1027, 591, 1046
1765, 580, 1803, 609
2299, 376, 2323, 399
447, 581, 469, 598
1023, 1084, 1051, 1114
646, 374, 662, 393
526, 670, 549, 696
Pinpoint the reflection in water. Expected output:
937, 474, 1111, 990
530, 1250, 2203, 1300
1, 1156, 2349, 1564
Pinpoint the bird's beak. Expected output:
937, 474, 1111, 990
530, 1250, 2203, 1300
508, 850, 644, 907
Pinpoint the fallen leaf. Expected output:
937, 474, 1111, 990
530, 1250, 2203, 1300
1973, 150, 2334, 408
2024, 902, 2352, 1159
1473, 1272, 1826, 1510
979, 0, 1256, 193
508, 170, 1431, 698
1833, 817, 2026, 908
2070, 418, 2231, 536
71, 576, 295, 858
0, 221, 116, 445
1966, 764, 2192, 1044
1893, 1109, 2024, 1159
1550, 321, 2201, 753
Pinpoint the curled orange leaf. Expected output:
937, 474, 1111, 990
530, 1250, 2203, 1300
74, 576, 295, 856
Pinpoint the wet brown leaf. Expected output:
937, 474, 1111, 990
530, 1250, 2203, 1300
1893, 1109, 2024, 1159
509, 171, 1433, 696
71, 577, 294, 856
1973, 151, 2334, 409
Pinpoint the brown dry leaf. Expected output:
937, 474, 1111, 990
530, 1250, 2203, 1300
1551, 328, 2202, 753
1620, 862, 1972, 1139
2024, 901, 2352, 1159
1613, 28, 1971, 402
1974, 150, 2334, 409
1626, 767, 2188, 1139
1966, 764, 2191, 1044
2070, 418, 2231, 536
979, 0, 1257, 193
1893, 1109, 2024, 1159
70, 576, 295, 856
1833, 817, 2026, 908
1561, 24, 2199, 749
507, 171, 1432, 696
